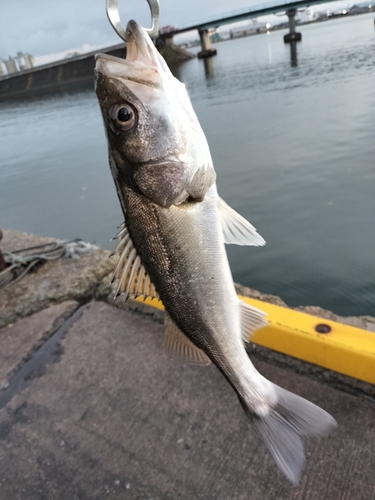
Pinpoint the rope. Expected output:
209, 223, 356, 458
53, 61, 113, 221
0, 239, 99, 291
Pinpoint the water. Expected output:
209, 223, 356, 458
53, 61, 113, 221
1, 14, 374, 316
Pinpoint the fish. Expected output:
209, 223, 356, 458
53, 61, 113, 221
94, 20, 336, 484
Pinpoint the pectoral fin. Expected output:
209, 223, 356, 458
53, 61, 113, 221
164, 313, 211, 366
111, 223, 158, 301
187, 165, 216, 200
218, 198, 266, 246
239, 300, 268, 344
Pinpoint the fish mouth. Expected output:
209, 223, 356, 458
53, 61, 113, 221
95, 52, 129, 67
95, 52, 134, 80
137, 155, 191, 168
95, 20, 169, 85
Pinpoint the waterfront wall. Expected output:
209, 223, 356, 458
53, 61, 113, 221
0, 40, 194, 99
0, 44, 126, 98
2, 228, 375, 332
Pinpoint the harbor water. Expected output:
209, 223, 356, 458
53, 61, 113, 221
1, 13, 374, 316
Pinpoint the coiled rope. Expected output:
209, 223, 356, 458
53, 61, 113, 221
0, 239, 99, 291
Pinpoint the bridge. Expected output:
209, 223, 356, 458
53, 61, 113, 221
160, 0, 339, 57
0, 0, 348, 97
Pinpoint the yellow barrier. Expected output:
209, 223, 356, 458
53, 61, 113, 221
136, 295, 375, 384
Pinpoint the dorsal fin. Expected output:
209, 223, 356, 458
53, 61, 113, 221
111, 222, 158, 301
218, 198, 266, 247
239, 300, 268, 344
164, 313, 211, 366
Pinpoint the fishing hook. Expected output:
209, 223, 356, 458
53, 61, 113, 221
106, 0, 160, 40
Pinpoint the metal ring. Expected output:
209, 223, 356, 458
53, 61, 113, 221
106, 0, 160, 41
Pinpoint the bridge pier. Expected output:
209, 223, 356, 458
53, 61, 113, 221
203, 57, 215, 78
289, 41, 298, 67
197, 29, 217, 59
284, 9, 302, 43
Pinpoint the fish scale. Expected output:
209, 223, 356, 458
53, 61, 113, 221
125, 185, 236, 349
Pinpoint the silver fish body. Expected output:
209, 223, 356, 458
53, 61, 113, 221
123, 182, 272, 406
95, 20, 336, 484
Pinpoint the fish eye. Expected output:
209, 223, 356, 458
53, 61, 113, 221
110, 104, 136, 131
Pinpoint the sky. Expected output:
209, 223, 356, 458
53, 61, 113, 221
1, 0, 352, 65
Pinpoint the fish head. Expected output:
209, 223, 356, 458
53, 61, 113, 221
95, 20, 215, 208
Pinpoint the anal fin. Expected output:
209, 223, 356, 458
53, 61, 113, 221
164, 313, 211, 366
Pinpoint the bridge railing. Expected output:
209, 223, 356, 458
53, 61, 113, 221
176, 1, 293, 30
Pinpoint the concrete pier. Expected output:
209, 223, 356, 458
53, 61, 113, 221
1, 228, 375, 499
197, 29, 217, 59
284, 9, 302, 43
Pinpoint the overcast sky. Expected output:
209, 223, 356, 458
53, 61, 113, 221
1, 0, 350, 63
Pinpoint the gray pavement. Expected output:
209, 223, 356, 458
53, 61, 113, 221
0, 301, 374, 500
0, 300, 78, 389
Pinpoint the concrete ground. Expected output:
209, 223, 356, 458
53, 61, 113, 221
1, 229, 375, 499
0, 301, 374, 499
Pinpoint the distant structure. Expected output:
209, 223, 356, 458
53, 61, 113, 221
0, 52, 35, 77
209, 27, 221, 43
349, 2, 374, 14
298, 9, 318, 23
15, 51, 35, 71
65, 51, 80, 59
230, 20, 267, 39
4, 57, 18, 74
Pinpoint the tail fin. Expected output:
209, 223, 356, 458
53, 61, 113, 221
242, 385, 337, 484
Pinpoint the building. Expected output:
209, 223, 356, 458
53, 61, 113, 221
209, 28, 221, 43
0, 52, 35, 76
230, 20, 267, 39
15, 51, 35, 70
298, 9, 318, 23
4, 57, 18, 74
350, 3, 374, 14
